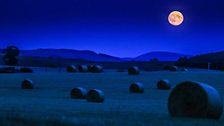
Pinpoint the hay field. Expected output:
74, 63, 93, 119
0, 70, 223, 126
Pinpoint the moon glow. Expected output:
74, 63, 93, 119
168, 11, 184, 26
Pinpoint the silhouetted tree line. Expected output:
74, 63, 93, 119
175, 57, 189, 66
1, 46, 20, 65
175, 56, 224, 70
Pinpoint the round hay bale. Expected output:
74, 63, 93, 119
70, 87, 87, 99
180, 68, 188, 72
168, 81, 223, 119
21, 79, 34, 89
66, 65, 78, 73
157, 79, 171, 90
78, 65, 89, 72
169, 66, 178, 71
20, 67, 33, 73
129, 82, 144, 93
86, 89, 104, 103
128, 66, 140, 75
90, 65, 103, 73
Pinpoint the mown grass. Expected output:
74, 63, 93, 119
0, 113, 76, 126
0, 70, 224, 125
0, 110, 223, 126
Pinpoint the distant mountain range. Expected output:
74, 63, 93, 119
1, 49, 190, 62
19, 49, 121, 62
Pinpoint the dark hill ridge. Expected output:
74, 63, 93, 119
175, 51, 224, 69
19, 49, 121, 62
189, 51, 224, 62
0, 48, 189, 62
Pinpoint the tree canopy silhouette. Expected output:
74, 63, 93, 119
2, 46, 20, 65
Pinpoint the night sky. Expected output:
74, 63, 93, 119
0, 0, 224, 57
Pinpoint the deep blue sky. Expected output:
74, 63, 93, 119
0, 0, 224, 57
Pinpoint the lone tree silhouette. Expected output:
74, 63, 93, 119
150, 58, 159, 63
2, 46, 20, 65
175, 57, 189, 66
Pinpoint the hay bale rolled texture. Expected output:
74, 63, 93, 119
128, 66, 140, 75
157, 79, 171, 90
78, 65, 89, 72
86, 89, 104, 103
21, 79, 34, 89
129, 82, 144, 93
70, 87, 87, 99
168, 81, 223, 119
66, 65, 78, 72
20, 67, 33, 73
169, 66, 178, 71
90, 65, 103, 73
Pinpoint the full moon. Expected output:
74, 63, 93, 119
168, 11, 184, 26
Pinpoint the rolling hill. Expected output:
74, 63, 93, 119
188, 51, 224, 62
19, 49, 121, 62
1, 48, 189, 62
175, 51, 224, 69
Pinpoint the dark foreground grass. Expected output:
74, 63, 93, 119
0, 110, 223, 126
0, 114, 76, 126
0, 70, 224, 125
